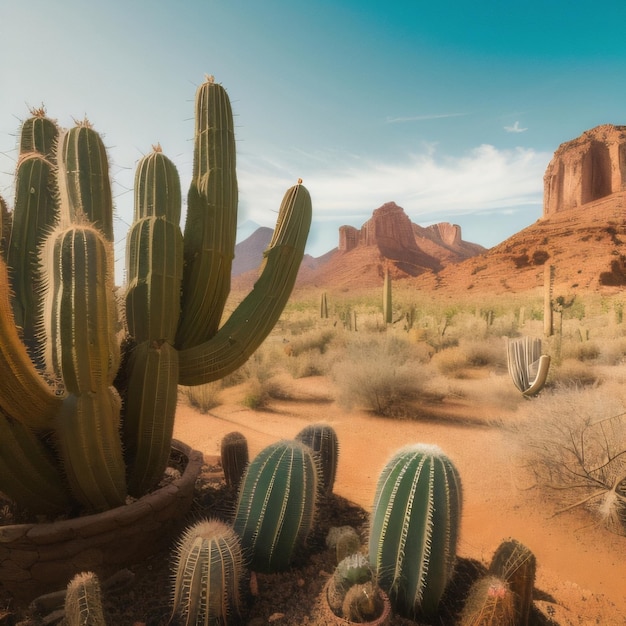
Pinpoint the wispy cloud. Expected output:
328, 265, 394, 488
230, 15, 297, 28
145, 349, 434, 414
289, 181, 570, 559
504, 121, 528, 133
386, 113, 468, 123
236, 143, 551, 255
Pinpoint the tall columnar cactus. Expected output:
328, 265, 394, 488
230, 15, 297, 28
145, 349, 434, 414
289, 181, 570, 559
220, 431, 249, 491
295, 423, 339, 495
233, 440, 318, 573
382, 267, 392, 324
64, 571, 107, 626
0, 76, 312, 515
506, 336, 550, 396
488, 539, 536, 626
171, 519, 244, 626
368, 444, 462, 620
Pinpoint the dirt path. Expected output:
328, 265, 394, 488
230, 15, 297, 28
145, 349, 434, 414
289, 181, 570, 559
174, 377, 626, 625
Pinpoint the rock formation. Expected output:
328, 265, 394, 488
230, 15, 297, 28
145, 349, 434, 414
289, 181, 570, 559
543, 124, 626, 217
338, 201, 483, 276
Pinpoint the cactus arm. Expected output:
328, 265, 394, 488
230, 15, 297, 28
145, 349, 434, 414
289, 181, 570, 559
7, 153, 57, 349
0, 411, 71, 514
123, 340, 179, 496
56, 123, 114, 240
178, 182, 311, 386
19, 107, 58, 160
0, 257, 60, 430
176, 76, 238, 349
522, 354, 551, 397
56, 391, 127, 512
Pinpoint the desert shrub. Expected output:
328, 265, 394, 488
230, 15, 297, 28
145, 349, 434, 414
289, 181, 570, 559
431, 346, 468, 378
561, 340, 601, 362
284, 328, 336, 357
459, 338, 506, 368
331, 335, 432, 416
182, 381, 222, 413
513, 384, 626, 533
286, 349, 332, 379
597, 336, 626, 365
549, 358, 600, 388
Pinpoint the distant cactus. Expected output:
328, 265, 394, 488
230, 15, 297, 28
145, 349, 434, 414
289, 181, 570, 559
64, 571, 106, 626
171, 519, 244, 625
295, 423, 339, 495
459, 575, 516, 626
488, 538, 536, 626
506, 336, 550, 396
233, 440, 318, 573
321, 291, 329, 319
220, 431, 249, 491
368, 444, 462, 620
383, 268, 392, 324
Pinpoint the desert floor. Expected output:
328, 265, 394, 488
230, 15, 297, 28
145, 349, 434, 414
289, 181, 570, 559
173, 372, 626, 626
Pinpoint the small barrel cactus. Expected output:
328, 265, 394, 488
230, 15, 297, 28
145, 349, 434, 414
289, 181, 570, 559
233, 440, 318, 573
64, 571, 106, 626
488, 538, 536, 626
326, 525, 361, 564
459, 576, 517, 626
171, 518, 244, 625
295, 423, 339, 495
368, 443, 462, 620
327, 552, 373, 614
220, 431, 249, 491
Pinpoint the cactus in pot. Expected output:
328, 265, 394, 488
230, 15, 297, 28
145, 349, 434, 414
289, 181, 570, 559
0, 76, 312, 515
368, 443, 462, 620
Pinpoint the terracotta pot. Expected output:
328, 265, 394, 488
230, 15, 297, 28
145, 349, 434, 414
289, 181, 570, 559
0, 439, 203, 603
315, 578, 392, 626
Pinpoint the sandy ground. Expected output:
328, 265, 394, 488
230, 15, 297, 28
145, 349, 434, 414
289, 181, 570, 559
174, 375, 626, 625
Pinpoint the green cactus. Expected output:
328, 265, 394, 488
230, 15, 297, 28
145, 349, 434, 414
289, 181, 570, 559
171, 518, 244, 626
321, 291, 328, 319
459, 576, 517, 626
488, 539, 536, 626
233, 440, 318, 573
64, 571, 107, 626
368, 443, 462, 620
220, 431, 249, 491
326, 526, 361, 564
295, 423, 339, 496
327, 553, 373, 613
0, 76, 311, 515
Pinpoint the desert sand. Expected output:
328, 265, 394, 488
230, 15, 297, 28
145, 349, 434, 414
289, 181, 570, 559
174, 374, 626, 626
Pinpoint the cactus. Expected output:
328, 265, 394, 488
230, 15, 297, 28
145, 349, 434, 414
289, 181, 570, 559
295, 423, 339, 495
233, 440, 318, 573
321, 291, 329, 319
220, 431, 249, 491
0, 76, 311, 515
488, 539, 536, 626
368, 443, 462, 620
382, 267, 392, 324
326, 526, 361, 564
459, 576, 517, 626
327, 553, 373, 613
171, 519, 244, 626
506, 336, 550, 396
64, 571, 107, 626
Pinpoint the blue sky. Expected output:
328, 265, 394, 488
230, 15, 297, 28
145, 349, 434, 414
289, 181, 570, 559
2, 1, 626, 282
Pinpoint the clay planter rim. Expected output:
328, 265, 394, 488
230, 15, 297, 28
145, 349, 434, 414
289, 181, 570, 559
0, 439, 204, 603
321, 578, 392, 626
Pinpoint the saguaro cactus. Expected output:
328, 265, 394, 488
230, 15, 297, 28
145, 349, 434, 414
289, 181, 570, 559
233, 440, 318, 573
171, 519, 244, 625
368, 444, 462, 620
0, 76, 312, 514
382, 267, 392, 324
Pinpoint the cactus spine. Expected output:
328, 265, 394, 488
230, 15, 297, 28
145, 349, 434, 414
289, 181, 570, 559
220, 431, 249, 491
233, 440, 318, 573
488, 539, 536, 626
0, 76, 311, 516
171, 519, 244, 626
295, 423, 339, 495
64, 571, 107, 626
368, 444, 462, 620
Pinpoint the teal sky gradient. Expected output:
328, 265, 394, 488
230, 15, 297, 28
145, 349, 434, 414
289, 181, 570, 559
2, 1, 626, 280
